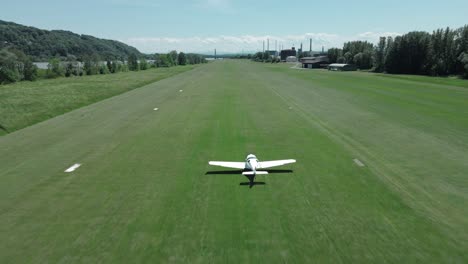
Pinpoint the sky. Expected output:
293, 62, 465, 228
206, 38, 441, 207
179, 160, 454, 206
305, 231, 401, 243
1, 0, 468, 54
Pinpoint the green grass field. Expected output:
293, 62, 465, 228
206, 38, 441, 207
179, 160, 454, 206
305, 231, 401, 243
0, 60, 467, 263
0, 65, 195, 135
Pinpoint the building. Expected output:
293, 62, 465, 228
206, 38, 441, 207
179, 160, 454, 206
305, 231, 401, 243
286, 56, 297, 62
300, 56, 329, 69
328, 63, 357, 71
280, 47, 296, 61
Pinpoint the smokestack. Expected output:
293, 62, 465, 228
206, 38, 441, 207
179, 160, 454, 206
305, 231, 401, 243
214, 49, 216, 59
263, 40, 265, 53
267, 38, 269, 51
310, 38, 312, 53
322, 46, 324, 53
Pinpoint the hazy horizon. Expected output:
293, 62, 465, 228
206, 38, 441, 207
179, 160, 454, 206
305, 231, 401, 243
1, 0, 467, 53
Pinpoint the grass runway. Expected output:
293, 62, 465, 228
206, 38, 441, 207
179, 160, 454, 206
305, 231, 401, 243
0, 60, 467, 263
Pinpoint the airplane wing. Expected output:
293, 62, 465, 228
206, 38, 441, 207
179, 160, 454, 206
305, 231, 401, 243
208, 161, 246, 169
258, 159, 296, 169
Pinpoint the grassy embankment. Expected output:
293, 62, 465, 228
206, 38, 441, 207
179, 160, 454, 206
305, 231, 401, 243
0, 65, 196, 135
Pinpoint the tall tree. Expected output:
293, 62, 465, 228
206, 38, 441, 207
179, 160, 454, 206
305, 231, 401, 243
327, 48, 342, 64
456, 25, 468, 77
128, 53, 139, 71
0, 49, 20, 84
106, 60, 112, 72
169, 51, 178, 66
373, 37, 386, 72
384, 36, 400, 73
177, 52, 187, 65
139, 58, 149, 70
46, 58, 64, 78
23, 59, 37, 81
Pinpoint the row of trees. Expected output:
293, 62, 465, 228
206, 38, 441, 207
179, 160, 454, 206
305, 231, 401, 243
153, 51, 207, 67
251, 52, 280, 63
328, 25, 468, 78
328, 41, 375, 70
0, 50, 207, 84
0, 49, 38, 83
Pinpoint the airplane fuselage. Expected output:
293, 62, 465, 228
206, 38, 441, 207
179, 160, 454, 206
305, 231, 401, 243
245, 154, 259, 172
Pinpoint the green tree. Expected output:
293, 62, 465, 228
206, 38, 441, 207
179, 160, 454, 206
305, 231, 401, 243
106, 60, 112, 72
337, 57, 346, 63
156, 54, 170, 67
99, 64, 110, 74
110, 61, 117, 73
177, 52, 187, 65
373, 37, 386, 72
139, 58, 149, 70
458, 52, 468, 78
65, 62, 74, 77
128, 53, 139, 71
23, 59, 37, 81
8, 49, 39, 81
327, 48, 342, 64
0, 49, 20, 84
169, 50, 178, 65
83, 55, 99, 75
166, 53, 175, 66
384, 36, 400, 73
46, 58, 64, 78
251, 52, 263, 62
456, 25, 468, 76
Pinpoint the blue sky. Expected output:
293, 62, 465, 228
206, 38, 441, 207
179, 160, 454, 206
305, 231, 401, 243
1, 0, 467, 53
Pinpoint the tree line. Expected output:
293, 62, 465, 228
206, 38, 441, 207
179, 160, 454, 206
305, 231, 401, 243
251, 52, 280, 63
0, 49, 207, 84
328, 25, 468, 78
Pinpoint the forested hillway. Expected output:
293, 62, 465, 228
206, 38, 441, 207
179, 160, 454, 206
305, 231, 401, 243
0, 20, 141, 61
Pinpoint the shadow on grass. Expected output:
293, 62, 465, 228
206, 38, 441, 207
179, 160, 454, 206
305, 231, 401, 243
205, 169, 293, 175
0, 124, 8, 134
240, 174, 266, 189
205, 169, 293, 188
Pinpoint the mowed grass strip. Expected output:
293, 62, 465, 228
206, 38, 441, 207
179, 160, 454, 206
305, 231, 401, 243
0, 65, 196, 135
0, 61, 467, 262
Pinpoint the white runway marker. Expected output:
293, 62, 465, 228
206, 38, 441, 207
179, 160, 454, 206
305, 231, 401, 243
353, 159, 365, 167
65, 163, 81, 172
153, 108, 159, 111
179, 89, 183, 92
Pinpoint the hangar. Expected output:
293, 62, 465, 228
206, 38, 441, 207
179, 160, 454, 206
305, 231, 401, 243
300, 56, 329, 69
328, 63, 357, 71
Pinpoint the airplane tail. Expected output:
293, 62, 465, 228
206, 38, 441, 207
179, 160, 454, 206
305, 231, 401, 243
242, 171, 268, 175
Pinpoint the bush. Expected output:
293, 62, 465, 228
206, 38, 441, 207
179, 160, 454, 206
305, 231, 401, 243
46, 58, 64, 78
0, 49, 20, 84
139, 58, 149, 70
23, 60, 38, 81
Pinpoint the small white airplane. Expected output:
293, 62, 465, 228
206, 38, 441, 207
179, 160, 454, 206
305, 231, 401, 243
208, 154, 296, 176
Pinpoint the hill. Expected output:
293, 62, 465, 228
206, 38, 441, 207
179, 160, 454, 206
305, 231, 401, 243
0, 20, 141, 61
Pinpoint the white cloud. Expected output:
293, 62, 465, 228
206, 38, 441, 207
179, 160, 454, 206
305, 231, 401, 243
196, 0, 234, 13
122, 32, 402, 54
355, 32, 401, 41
